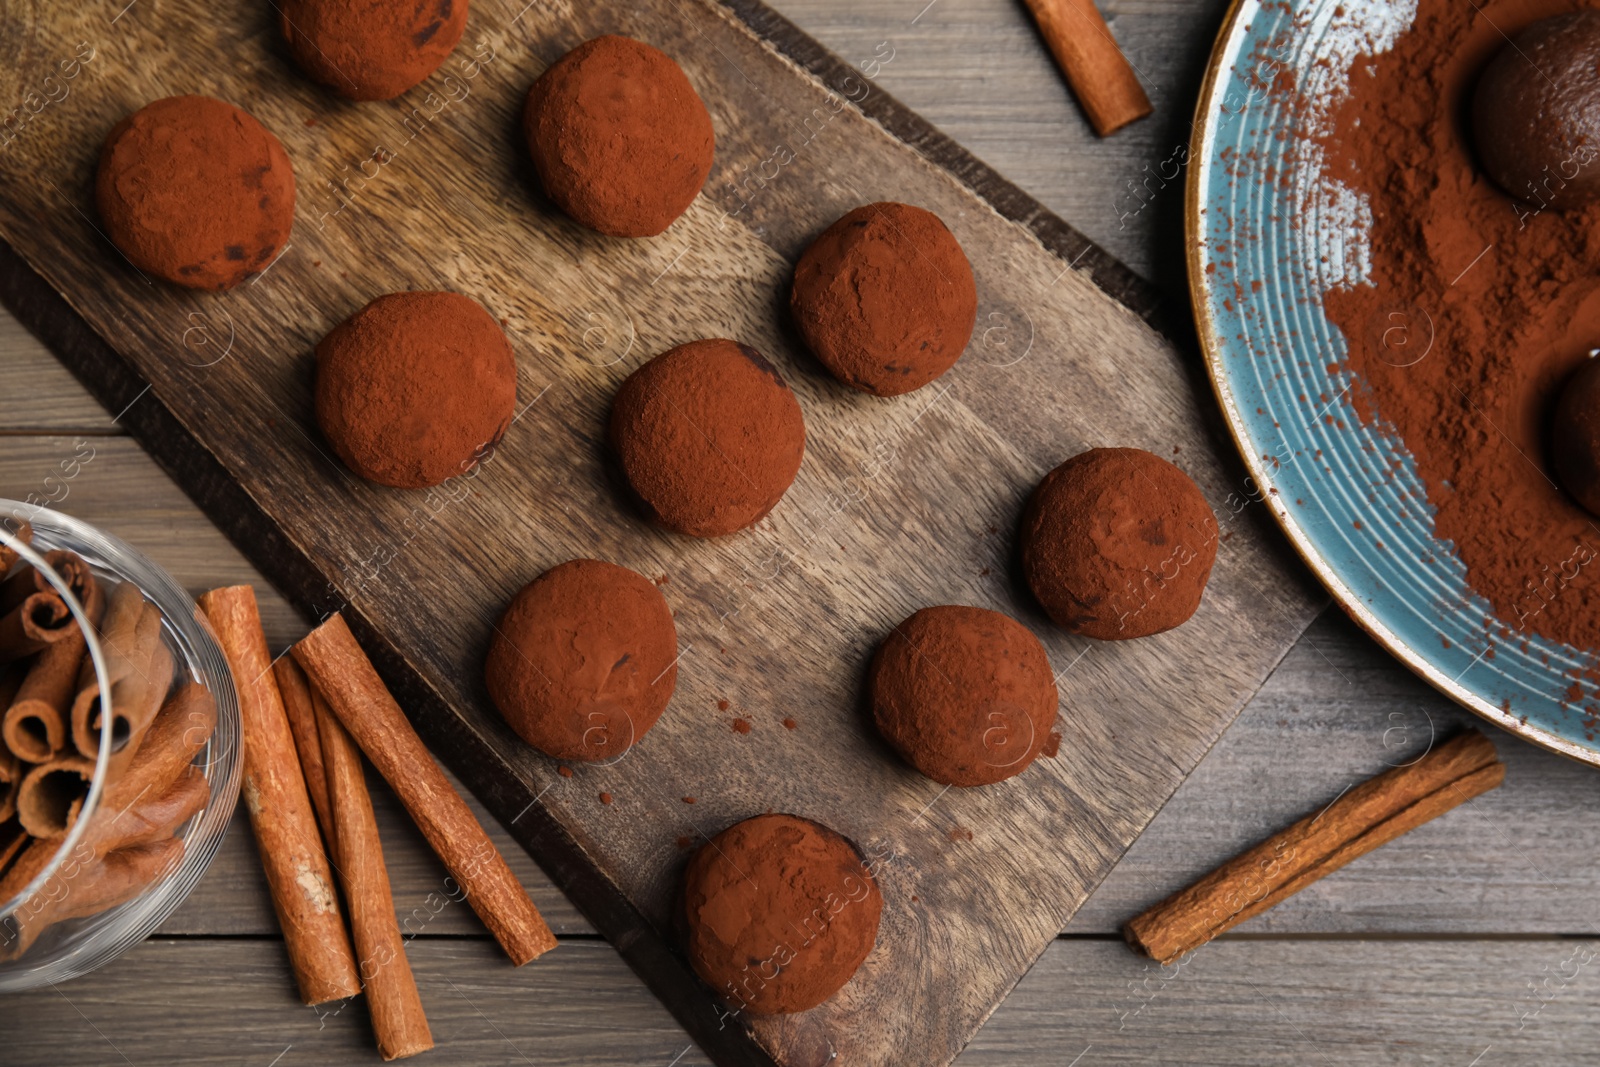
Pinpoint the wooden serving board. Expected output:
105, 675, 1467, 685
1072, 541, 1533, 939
0, 1, 1321, 1063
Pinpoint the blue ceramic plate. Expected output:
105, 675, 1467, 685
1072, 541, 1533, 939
1189, 0, 1600, 765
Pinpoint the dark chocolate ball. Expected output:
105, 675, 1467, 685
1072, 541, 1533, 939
790, 202, 978, 396
315, 291, 516, 489
1553, 356, 1600, 516
523, 35, 715, 238
682, 813, 882, 1015
95, 96, 295, 290
1473, 12, 1600, 209
485, 559, 678, 761
1020, 448, 1218, 640
278, 0, 469, 101
869, 605, 1058, 787
609, 339, 805, 537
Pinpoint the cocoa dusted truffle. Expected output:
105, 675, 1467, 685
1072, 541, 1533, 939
485, 559, 678, 761
682, 813, 881, 1015
314, 291, 516, 489
790, 202, 978, 396
523, 35, 715, 238
1553, 357, 1600, 516
1473, 12, 1600, 208
278, 0, 469, 101
869, 605, 1058, 787
95, 95, 295, 290
1021, 448, 1218, 640
610, 339, 805, 537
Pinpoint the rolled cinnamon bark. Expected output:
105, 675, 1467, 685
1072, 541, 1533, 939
0, 681, 217, 908
0, 520, 33, 574
198, 586, 360, 1005
72, 589, 174, 772
15, 754, 95, 838
0, 819, 25, 879
0, 592, 71, 661
1124, 730, 1506, 964
1021, 0, 1153, 136
317, 686, 433, 1059
1, 836, 184, 958
273, 656, 335, 853
0, 751, 19, 823
292, 613, 556, 966
5, 587, 103, 762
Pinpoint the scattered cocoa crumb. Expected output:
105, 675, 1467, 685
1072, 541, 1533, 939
716, 699, 730, 711
304, 116, 318, 126
676, 835, 692, 849
599, 792, 613, 805
782, 717, 797, 730
911, 895, 919, 903
732, 718, 751, 734
682, 796, 696, 804
1041, 731, 1061, 759
947, 827, 973, 842
500, 317, 509, 329
312, 259, 322, 267
655, 574, 671, 587
558, 766, 573, 778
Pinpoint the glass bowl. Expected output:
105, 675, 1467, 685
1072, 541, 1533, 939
0, 501, 241, 991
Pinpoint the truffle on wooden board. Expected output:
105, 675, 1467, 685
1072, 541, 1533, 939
869, 605, 1059, 786
485, 559, 678, 762
278, 0, 470, 101
790, 202, 978, 396
95, 95, 295, 290
609, 339, 805, 537
1552, 356, 1600, 517
1472, 12, 1600, 209
523, 35, 715, 238
681, 813, 882, 1015
314, 291, 516, 489
1021, 447, 1218, 640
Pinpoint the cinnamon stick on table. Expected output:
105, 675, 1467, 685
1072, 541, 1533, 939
317, 684, 433, 1060
1124, 729, 1506, 964
1022, 0, 1153, 136
273, 656, 336, 853
292, 613, 557, 966
198, 586, 361, 1005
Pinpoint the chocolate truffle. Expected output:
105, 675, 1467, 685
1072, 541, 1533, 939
790, 202, 978, 397
485, 559, 678, 761
95, 95, 295, 290
523, 35, 715, 238
610, 339, 805, 537
314, 291, 516, 489
1552, 357, 1600, 516
869, 605, 1058, 787
682, 814, 881, 1015
278, 0, 469, 101
1021, 448, 1218, 640
1473, 12, 1600, 208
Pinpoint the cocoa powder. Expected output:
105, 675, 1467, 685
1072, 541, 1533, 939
1319, 0, 1600, 654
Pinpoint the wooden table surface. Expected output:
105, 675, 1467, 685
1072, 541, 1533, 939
3, 1, 1598, 1063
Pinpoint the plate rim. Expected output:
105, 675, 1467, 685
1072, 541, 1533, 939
1184, 0, 1600, 767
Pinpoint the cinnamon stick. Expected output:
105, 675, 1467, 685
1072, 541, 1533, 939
1021, 0, 1153, 136
273, 656, 335, 853
0, 681, 217, 908
5, 586, 103, 762
72, 592, 173, 775
0, 519, 32, 574
0, 819, 25, 879
0, 592, 71, 661
1124, 730, 1506, 964
317, 686, 433, 1059
198, 586, 360, 1005
292, 613, 556, 965
1, 836, 184, 958
15, 754, 94, 838
0, 750, 19, 823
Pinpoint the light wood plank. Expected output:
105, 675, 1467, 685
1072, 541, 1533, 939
1, 936, 1594, 1065
0, 314, 112, 430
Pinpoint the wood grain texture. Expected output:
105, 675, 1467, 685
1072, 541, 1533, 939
1, 936, 1596, 1066
0, 0, 1321, 1064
